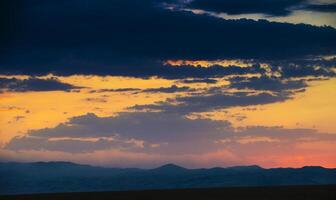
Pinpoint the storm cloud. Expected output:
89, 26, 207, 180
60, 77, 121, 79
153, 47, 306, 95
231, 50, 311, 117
186, 0, 336, 16
0, 77, 80, 92
0, 0, 335, 77
187, 0, 305, 16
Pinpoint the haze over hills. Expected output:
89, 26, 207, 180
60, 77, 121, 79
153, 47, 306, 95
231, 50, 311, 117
1, 162, 336, 195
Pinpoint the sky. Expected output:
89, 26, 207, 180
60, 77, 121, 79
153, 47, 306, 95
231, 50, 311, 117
0, 0, 336, 169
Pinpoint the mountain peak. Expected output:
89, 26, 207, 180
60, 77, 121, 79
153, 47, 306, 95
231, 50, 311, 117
153, 163, 186, 172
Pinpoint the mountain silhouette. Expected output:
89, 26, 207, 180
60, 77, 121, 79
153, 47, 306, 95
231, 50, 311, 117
226, 165, 264, 171
1, 162, 336, 195
151, 164, 187, 173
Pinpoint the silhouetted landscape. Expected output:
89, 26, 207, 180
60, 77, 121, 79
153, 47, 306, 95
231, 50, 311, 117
1, 161, 336, 197
1, 0, 336, 199
1, 185, 336, 200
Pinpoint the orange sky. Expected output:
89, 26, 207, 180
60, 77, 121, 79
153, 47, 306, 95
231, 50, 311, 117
1, 73, 335, 168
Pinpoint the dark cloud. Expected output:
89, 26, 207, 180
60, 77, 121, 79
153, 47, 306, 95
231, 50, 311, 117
268, 58, 336, 78
89, 85, 193, 94
5, 136, 143, 153
303, 3, 336, 12
180, 78, 218, 84
6, 111, 336, 154
143, 85, 193, 93
229, 76, 307, 92
132, 91, 291, 114
89, 88, 141, 93
280, 65, 336, 78
5, 111, 231, 153
187, 0, 305, 16
0, 77, 80, 92
23, 112, 230, 143
0, 0, 335, 77
0, 62, 267, 79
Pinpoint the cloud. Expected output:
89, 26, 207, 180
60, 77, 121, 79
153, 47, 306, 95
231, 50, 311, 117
132, 91, 291, 114
89, 88, 141, 93
277, 62, 336, 78
5, 112, 231, 153
143, 85, 193, 93
0, 77, 81, 92
22, 112, 231, 143
0, 0, 335, 77
180, 78, 218, 84
89, 85, 193, 94
229, 76, 307, 92
5, 111, 336, 157
303, 3, 336, 12
186, 0, 305, 16
5, 136, 143, 153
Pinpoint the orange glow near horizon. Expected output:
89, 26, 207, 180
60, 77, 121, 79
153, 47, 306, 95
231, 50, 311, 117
0, 75, 336, 168
200, 78, 336, 133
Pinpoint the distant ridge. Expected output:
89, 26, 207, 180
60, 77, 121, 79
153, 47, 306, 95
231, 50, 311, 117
31, 161, 84, 167
151, 163, 187, 172
1, 162, 336, 195
1, 161, 332, 170
226, 165, 264, 171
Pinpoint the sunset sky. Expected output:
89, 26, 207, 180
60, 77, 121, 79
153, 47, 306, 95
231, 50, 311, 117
0, 0, 336, 168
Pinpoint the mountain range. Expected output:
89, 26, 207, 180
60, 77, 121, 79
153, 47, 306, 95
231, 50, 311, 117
1, 162, 336, 195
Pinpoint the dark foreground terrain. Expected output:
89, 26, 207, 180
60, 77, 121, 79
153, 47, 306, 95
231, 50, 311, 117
1, 185, 336, 200
1, 162, 336, 195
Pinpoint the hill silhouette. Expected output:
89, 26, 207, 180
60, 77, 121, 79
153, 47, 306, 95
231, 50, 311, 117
1, 162, 336, 195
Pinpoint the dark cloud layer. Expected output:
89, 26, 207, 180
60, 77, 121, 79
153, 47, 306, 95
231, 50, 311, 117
6, 112, 336, 154
89, 88, 141, 93
25, 112, 230, 143
0, 63, 268, 79
0, 77, 80, 92
187, 0, 305, 16
143, 85, 192, 93
229, 76, 307, 92
5, 136, 139, 153
268, 58, 336, 78
132, 91, 290, 114
0, 0, 335, 77
303, 3, 336, 12
89, 85, 193, 94
186, 0, 336, 16
181, 78, 218, 84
